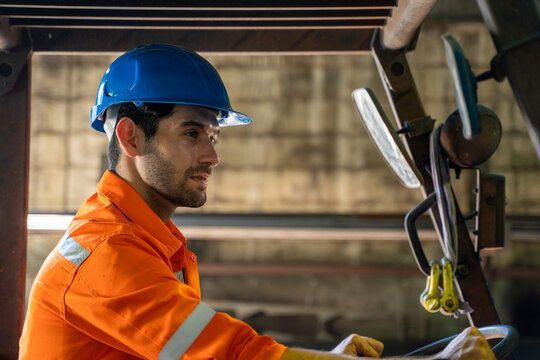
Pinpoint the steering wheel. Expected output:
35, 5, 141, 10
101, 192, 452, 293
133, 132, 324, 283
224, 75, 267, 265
405, 325, 519, 359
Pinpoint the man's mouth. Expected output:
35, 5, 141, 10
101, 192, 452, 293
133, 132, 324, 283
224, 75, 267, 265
190, 174, 209, 185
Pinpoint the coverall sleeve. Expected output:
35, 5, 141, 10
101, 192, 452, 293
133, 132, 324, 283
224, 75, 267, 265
64, 235, 286, 360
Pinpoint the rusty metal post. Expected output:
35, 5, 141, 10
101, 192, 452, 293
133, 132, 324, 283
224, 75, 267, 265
371, 30, 501, 327
0, 29, 31, 359
382, 0, 438, 50
476, 0, 540, 161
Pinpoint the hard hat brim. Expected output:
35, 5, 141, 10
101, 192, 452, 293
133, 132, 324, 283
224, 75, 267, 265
91, 101, 252, 133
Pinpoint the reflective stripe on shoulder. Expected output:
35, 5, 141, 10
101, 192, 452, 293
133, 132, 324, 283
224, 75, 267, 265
57, 233, 91, 267
158, 302, 216, 360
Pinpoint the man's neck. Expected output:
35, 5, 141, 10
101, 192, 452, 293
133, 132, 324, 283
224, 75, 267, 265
111, 166, 175, 223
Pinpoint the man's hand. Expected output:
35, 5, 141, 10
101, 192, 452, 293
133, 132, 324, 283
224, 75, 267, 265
433, 327, 496, 360
330, 334, 384, 358
280, 333, 384, 360
280, 327, 494, 359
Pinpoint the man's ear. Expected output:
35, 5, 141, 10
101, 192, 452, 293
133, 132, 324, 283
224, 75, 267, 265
115, 117, 145, 157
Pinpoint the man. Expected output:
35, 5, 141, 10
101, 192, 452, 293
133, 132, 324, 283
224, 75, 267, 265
19, 44, 495, 359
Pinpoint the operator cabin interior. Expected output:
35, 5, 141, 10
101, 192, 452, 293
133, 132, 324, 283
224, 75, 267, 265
1, 0, 539, 359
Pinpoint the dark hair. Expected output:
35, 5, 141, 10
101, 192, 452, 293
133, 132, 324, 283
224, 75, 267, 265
107, 102, 175, 171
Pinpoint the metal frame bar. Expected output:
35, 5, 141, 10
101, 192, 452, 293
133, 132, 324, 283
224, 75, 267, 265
1, 8, 392, 19
10, 18, 386, 29
382, 0, 438, 50
0, 0, 397, 8
371, 29, 501, 327
0, 31, 31, 359
28, 28, 376, 54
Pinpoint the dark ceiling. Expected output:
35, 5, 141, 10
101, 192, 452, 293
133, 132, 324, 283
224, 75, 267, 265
0, 0, 397, 53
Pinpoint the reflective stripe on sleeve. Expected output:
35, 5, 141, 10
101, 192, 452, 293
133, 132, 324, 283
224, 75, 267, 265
57, 233, 91, 267
158, 302, 216, 360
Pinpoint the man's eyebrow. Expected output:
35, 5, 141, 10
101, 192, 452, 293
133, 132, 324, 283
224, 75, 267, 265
181, 120, 206, 129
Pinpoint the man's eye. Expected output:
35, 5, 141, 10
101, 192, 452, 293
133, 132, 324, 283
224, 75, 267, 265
186, 131, 198, 138
211, 137, 219, 145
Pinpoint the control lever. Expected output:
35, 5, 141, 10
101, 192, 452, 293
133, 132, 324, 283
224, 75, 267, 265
440, 258, 459, 315
420, 261, 441, 312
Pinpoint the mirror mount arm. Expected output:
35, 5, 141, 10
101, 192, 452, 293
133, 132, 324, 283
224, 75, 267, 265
398, 116, 435, 137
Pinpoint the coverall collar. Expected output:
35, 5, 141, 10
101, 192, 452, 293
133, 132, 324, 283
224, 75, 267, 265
96, 170, 186, 261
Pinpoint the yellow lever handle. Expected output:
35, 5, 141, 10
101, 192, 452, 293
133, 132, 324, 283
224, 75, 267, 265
420, 261, 441, 312
440, 258, 459, 315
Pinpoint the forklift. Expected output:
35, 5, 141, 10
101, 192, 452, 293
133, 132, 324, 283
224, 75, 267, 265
1, 1, 539, 358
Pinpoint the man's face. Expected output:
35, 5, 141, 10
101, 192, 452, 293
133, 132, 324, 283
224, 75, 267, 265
138, 104, 220, 208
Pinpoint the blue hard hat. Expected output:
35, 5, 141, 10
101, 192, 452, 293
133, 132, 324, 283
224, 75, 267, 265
90, 43, 251, 133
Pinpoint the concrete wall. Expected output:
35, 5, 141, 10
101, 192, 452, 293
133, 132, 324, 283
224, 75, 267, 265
26, 19, 540, 353
29, 23, 540, 216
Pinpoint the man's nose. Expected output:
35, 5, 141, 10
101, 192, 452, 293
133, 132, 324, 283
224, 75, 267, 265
200, 137, 220, 167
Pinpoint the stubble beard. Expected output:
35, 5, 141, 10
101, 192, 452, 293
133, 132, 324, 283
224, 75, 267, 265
143, 144, 208, 208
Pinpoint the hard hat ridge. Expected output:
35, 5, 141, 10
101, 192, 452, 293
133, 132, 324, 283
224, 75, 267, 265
90, 43, 251, 133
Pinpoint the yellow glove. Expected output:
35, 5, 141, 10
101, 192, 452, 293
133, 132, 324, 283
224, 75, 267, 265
330, 333, 384, 358
434, 327, 495, 360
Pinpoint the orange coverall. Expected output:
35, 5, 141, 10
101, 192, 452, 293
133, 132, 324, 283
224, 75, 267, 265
20, 170, 287, 359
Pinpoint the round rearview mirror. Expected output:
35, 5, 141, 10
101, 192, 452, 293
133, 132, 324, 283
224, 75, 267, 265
352, 87, 423, 189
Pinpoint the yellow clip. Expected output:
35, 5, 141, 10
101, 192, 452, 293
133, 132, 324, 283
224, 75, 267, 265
420, 261, 441, 312
440, 258, 459, 315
